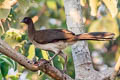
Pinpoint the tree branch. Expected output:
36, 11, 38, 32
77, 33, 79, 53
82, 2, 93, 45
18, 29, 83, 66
0, 38, 73, 80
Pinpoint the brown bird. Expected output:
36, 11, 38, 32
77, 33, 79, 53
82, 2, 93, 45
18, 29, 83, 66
21, 17, 115, 72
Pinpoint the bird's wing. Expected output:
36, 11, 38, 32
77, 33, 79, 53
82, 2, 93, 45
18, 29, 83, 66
33, 29, 75, 44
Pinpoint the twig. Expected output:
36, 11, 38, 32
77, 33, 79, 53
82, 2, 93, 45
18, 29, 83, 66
0, 20, 5, 34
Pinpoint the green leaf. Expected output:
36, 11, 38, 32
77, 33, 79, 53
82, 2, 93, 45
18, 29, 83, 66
0, 71, 2, 80
0, 55, 17, 78
6, 58, 17, 71
47, 0, 57, 10
0, 55, 13, 67
35, 48, 42, 60
0, 62, 9, 77
28, 44, 35, 60
0, 55, 17, 70
41, 50, 49, 60
53, 56, 63, 70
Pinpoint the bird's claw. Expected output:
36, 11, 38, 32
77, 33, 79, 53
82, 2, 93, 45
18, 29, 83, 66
60, 69, 66, 74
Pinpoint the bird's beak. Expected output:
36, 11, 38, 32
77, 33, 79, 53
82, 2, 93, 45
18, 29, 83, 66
20, 19, 26, 26
21, 19, 24, 23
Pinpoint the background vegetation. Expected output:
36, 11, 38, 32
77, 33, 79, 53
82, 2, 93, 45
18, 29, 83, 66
0, 0, 120, 80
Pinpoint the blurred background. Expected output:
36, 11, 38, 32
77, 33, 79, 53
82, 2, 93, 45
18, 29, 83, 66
0, 0, 120, 80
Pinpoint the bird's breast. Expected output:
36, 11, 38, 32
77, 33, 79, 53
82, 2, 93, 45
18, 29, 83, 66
31, 40, 74, 53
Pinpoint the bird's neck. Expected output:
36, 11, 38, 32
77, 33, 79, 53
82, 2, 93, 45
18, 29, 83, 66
28, 22, 35, 40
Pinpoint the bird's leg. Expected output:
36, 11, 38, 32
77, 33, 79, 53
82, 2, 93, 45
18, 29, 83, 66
59, 51, 67, 73
48, 51, 61, 62
48, 51, 67, 73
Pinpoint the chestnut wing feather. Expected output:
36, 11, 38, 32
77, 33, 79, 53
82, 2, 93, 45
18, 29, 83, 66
33, 29, 75, 44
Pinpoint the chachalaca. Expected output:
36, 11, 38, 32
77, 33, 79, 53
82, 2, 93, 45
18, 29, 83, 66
21, 17, 115, 72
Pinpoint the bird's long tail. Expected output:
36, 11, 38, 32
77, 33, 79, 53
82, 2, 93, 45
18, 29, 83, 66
76, 32, 115, 41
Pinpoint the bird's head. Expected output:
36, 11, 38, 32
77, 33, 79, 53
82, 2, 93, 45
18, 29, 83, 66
21, 17, 33, 24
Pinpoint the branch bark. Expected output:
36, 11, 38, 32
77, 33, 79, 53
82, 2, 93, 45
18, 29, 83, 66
0, 38, 73, 80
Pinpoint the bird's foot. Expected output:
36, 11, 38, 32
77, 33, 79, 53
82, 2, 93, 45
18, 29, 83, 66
42, 59, 51, 64
47, 58, 53, 63
34, 59, 50, 66
47, 52, 61, 64
63, 66, 67, 73
59, 69, 66, 74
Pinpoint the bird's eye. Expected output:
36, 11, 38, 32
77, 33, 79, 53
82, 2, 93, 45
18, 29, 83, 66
24, 19, 28, 22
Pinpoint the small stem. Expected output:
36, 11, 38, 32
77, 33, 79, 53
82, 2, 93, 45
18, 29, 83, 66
0, 20, 5, 34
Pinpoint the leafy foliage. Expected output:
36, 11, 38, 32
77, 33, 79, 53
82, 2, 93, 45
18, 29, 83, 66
0, 54, 17, 78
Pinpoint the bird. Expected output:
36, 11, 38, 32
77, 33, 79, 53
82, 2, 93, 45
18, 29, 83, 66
21, 17, 115, 72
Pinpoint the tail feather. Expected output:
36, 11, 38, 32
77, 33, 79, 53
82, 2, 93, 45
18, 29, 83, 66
76, 32, 115, 41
